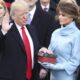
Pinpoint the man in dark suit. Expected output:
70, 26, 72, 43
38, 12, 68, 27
24, 0, 59, 48
0, 1, 39, 80
24, 0, 60, 80
36, 0, 57, 18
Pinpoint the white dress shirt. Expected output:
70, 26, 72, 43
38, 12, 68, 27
29, 5, 36, 23
41, 3, 50, 12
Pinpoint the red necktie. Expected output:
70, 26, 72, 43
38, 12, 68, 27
22, 26, 32, 80
5, 2, 11, 8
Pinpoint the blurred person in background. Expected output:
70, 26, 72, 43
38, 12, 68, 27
36, 0, 57, 18
24, 0, 60, 80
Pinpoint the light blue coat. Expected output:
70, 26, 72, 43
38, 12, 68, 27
48, 21, 80, 80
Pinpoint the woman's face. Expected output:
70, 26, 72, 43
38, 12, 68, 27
58, 11, 73, 25
0, 3, 5, 18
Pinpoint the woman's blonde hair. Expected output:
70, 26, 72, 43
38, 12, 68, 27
0, 0, 8, 13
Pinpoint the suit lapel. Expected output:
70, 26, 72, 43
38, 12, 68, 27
31, 6, 41, 25
10, 23, 25, 52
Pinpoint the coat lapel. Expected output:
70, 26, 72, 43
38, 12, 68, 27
10, 23, 25, 52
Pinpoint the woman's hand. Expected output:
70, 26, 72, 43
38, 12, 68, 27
39, 47, 53, 54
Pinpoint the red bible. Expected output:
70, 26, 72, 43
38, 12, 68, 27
38, 51, 57, 64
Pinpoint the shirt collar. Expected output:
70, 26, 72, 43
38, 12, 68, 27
60, 21, 78, 36
41, 3, 50, 11
15, 22, 27, 31
29, 5, 36, 20
15, 22, 22, 30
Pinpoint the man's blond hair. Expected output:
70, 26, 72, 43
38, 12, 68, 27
10, 1, 29, 19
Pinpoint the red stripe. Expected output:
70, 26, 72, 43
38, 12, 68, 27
5, 2, 11, 8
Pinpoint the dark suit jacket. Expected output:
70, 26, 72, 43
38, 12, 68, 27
31, 6, 60, 48
30, 6, 60, 80
0, 23, 39, 80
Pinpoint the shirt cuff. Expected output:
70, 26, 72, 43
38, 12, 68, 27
1, 29, 7, 35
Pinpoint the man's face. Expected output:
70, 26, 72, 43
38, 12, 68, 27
24, 0, 37, 7
14, 8, 28, 26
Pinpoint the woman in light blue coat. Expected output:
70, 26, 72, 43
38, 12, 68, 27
39, 3, 80, 80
